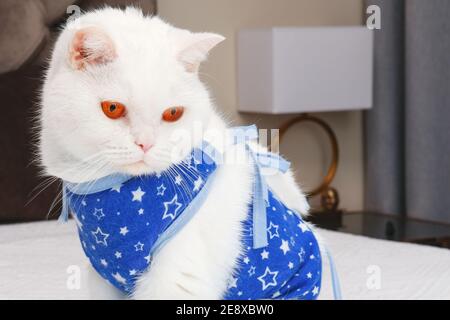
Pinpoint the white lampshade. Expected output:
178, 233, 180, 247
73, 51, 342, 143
237, 26, 373, 113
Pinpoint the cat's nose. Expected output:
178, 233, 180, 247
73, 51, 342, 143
135, 141, 152, 153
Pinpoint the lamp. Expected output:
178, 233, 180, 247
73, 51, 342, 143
237, 26, 373, 214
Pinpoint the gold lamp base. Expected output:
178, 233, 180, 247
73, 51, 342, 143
277, 113, 340, 213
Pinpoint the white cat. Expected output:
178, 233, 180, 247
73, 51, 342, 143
38, 7, 313, 299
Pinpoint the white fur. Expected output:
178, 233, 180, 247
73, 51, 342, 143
39, 7, 312, 299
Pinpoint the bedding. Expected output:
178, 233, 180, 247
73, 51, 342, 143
0, 220, 449, 299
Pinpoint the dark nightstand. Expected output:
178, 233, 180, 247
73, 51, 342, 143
307, 211, 450, 249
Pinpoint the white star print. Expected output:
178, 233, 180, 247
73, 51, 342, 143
298, 222, 310, 233
288, 262, 294, 269
312, 286, 319, 296
131, 187, 145, 202
267, 221, 280, 239
144, 254, 151, 264
257, 267, 278, 290
272, 291, 281, 298
238, 291, 243, 296
193, 176, 203, 192
243, 257, 250, 264
81, 200, 87, 206
248, 266, 256, 277
310, 254, 315, 260
280, 239, 290, 255
134, 242, 144, 251
162, 194, 182, 220
92, 208, 105, 220
174, 175, 182, 185
115, 251, 122, 259
228, 277, 238, 289
156, 183, 166, 196
138, 208, 144, 215
100, 259, 108, 267
129, 269, 137, 276
111, 184, 122, 193
91, 227, 109, 246
261, 249, 269, 260
119, 226, 129, 236
112, 272, 126, 284
307, 272, 312, 279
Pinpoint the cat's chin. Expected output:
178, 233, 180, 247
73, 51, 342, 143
120, 161, 157, 176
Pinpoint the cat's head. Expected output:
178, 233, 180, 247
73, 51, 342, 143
39, 8, 224, 183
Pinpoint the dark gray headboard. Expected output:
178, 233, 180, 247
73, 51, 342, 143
0, 0, 157, 223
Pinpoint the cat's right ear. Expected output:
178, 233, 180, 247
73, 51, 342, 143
176, 32, 225, 73
68, 26, 116, 70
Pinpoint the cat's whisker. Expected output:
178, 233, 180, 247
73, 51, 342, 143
46, 183, 63, 220
165, 166, 190, 204
45, 155, 111, 219
25, 176, 59, 207
169, 163, 199, 200
63, 160, 111, 217
29, 176, 58, 195
27, 152, 108, 207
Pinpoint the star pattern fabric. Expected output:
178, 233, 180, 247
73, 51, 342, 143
67, 149, 217, 294
223, 191, 322, 300
66, 143, 322, 299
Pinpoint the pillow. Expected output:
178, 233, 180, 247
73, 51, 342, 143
0, 0, 76, 74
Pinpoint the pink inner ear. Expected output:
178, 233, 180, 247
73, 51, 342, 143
69, 27, 116, 70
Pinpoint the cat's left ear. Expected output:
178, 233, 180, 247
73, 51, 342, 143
177, 32, 225, 73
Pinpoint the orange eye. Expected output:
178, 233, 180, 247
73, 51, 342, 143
101, 101, 126, 119
162, 106, 184, 122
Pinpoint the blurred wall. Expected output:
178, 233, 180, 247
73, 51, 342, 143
158, 0, 365, 211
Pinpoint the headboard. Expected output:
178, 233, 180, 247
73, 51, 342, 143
0, 0, 157, 223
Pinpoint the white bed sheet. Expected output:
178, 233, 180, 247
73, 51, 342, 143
0, 220, 449, 299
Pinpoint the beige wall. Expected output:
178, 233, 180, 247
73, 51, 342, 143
158, 0, 365, 211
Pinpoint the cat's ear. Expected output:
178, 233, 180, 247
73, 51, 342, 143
177, 32, 225, 73
69, 26, 116, 70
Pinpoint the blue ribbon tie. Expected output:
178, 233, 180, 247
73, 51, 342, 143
229, 125, 291, 249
